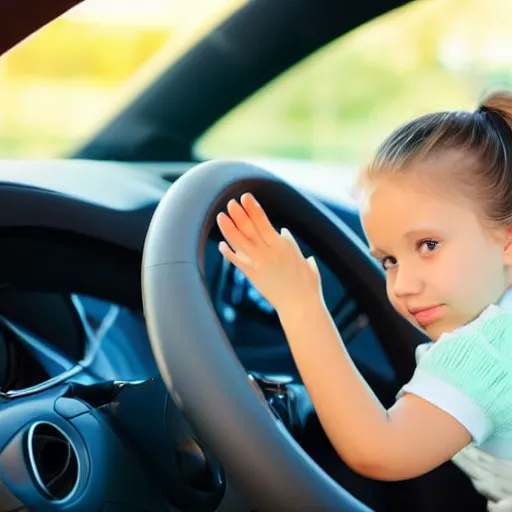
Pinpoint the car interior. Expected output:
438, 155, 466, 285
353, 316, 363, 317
0, 0, 498, 511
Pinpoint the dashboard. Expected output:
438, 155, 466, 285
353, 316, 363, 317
0, 158, 396, 402
0, 291, 157, 396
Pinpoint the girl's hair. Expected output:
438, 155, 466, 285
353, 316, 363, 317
356, 90, 512, 226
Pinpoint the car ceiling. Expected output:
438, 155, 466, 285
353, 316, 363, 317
0, 0, 82, 55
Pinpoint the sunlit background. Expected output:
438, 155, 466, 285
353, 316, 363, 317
1, 0, 512, 182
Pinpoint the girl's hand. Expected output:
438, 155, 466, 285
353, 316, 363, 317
216, 193, 322, 315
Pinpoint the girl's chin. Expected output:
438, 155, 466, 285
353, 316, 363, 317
408, 318, 448, 342
399, 309, 464, 341
423, 317, 472, 341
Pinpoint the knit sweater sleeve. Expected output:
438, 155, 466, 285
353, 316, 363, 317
398, 306, 512, 444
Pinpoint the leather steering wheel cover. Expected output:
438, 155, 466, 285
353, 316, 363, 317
142, 160, 422, 511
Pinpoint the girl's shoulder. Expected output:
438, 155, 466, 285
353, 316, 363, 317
455, 303, 512, 340
407, 304, 512, 441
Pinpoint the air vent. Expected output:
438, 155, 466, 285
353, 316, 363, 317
27, 422, 79, 501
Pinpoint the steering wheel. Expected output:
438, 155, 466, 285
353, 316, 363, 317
142, 160, 425, 512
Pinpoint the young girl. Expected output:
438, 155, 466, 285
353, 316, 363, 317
216, 90, 512, 511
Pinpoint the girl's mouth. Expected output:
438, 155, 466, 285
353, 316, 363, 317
409, 304, 445, 326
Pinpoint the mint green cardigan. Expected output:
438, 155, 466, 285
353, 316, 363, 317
399, 304, 512, 457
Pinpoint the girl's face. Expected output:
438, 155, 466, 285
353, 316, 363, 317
360, 164, 512, 341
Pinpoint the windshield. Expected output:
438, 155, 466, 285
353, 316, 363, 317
4, 0, 512, 170
198, 0, 512, 177
0, 0, 244, 158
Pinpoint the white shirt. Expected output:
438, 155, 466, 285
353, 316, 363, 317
401, 305, 512, 511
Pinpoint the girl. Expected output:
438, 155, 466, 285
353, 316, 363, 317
216, 90, 512, 511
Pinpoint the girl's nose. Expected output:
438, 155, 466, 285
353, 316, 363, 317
392, 264, 423, 298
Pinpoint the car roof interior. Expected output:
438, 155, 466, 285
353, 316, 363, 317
0, 0, 83, 55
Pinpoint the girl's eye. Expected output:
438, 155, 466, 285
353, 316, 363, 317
380, 256, 397, 271
418, 239, 440, 254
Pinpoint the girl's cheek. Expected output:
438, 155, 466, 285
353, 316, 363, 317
386, 280, 402, 315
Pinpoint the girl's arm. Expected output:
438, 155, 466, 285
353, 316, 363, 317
217, 193, 471, 481
278, 295, 471, 480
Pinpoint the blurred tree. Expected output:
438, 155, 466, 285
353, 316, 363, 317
4, 19, 170, 83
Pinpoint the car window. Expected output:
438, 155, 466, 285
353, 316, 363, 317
197, 0, 512, 182
0, 0, 245, 158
